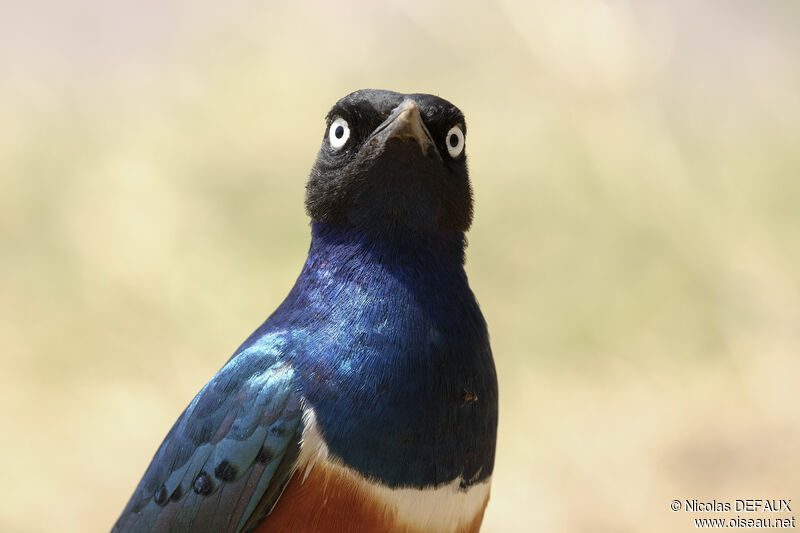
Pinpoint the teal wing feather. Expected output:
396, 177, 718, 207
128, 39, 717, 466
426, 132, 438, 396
112, 332, 304, 533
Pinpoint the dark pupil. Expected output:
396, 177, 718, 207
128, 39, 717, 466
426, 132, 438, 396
334, 125, 345, 139
448, 133, 459, 147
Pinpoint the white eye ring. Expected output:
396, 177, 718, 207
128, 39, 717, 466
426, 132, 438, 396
445, 125, 465, 158
329, 117, 350, 149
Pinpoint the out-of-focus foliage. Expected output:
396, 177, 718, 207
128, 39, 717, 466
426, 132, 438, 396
1, 1, 798, 531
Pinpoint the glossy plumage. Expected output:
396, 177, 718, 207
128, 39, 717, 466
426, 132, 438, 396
113, 89, 497, 533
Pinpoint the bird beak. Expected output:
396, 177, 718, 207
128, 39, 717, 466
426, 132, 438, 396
368, 99, 440, 160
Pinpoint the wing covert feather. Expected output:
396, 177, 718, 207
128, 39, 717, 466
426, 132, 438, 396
113, 332, 304, 533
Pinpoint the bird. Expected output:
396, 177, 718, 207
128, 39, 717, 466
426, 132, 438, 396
112, 89, 498, 533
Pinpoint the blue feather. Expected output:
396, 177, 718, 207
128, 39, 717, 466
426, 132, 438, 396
114, 221, 497, 531
243, 222, 497, 489
113, 333, 303, 533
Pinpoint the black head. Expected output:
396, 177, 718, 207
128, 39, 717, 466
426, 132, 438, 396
305, 89, 472, 237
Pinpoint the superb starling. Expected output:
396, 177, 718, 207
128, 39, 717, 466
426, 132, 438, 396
113, 89, 498, 533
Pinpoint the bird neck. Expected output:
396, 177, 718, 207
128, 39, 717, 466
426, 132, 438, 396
260, 221, 474, 336
307, 221, 467, 271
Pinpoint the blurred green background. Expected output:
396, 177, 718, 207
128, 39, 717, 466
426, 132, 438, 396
2, 1, 798, 532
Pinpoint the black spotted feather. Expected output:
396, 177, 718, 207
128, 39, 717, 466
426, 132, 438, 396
113, 332, 304, 533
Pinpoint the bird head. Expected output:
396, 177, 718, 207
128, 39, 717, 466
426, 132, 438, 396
306, 89, 472, 238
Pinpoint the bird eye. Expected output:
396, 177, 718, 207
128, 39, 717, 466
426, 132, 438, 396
329, 117, 350, 149
445, 125, 465, 158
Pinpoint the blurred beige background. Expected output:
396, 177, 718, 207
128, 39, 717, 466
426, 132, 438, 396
2, 1, 798, 532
